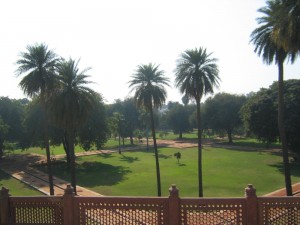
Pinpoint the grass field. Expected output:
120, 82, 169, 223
2, 136, 298, 197
10, 138, 135, 155
0, 170, 42, 196
34, 145, 300, 197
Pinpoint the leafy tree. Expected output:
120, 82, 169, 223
129, 63, 170, 196
250, 1, 298, 196
174, 47, 220, 197
0, 97, 27, 156
77, 95, 108, 151
49, 58, 96, 194
241, 80, 300, 154
165, 102, 192, 138
0, 117, 9, 158
22, 99, 45, 147
241, 89, 278, 146
108, 98, 140, 145
122, 98, 141, 144
203, 93, 246, 143
15, 43, 59, 195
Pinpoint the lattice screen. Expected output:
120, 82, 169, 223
259, 197, 300, 224
10, 197, 63, 225
75, 197, 168, 225
180, 198, 246, 225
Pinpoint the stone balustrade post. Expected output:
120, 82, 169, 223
63, 185, 75, 225
245, 184, 258, 225
168, 184, 180, 225
0, 187, 10, 225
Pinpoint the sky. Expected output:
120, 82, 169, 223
1, 0, 299, 104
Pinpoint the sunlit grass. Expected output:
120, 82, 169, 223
0, 170, 43, 196
36, 145, 300, 197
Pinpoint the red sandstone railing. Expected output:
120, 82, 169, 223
1, 184, 300, 225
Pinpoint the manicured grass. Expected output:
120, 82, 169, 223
35, 145, 300, 197
157, 130, 198, 140
232, 138, 281, 149
0, 170, 43, 196
10, 145, 86, 156
9, 138, 136, 156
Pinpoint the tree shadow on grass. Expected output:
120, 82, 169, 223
0, 170, 11, 185
96, 153, 115, 159
157, 154, 172, 159
119, 155, 139, 163
77, 161, 132, 187
269, 161, 300, 178
38, 161, 131, 187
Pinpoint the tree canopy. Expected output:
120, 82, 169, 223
203, 93, 246, 143
241, 79, 300, 154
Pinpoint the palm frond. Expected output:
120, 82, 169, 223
174, 47, 220, 100
128, 63, 170, 111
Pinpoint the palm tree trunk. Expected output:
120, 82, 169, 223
196, 97, 203, 197
150, 105, 161, 197
62, 133, 71, 164
68, 130, 77, 195
278, 61, 293, 196
43, 112, 54, 196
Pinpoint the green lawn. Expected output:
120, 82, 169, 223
0, 170, 43, 196
9, 139, 135, 156
35, 145, 300, 197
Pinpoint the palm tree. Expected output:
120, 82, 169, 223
250, 0, 297, 196
174, 47, 220, 197
49, 58, 96, 194
271, 0, 300, 53
16, 43, 59, 195
129, 63, 170, 196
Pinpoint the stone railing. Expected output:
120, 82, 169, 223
1, 184, 300, 224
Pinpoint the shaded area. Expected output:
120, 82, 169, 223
0, 169, 12, 183
210, 142, 282, 153
37, 161, 131, 187
269, 161, 300, 178
157, 154, 172, 159
120, 155, 139, 163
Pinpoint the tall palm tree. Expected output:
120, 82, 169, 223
49, 58, 96, 194
129, 63, 170, 196
250, 0, 297, 196
271, 0, 300, 53
174, 47, 220, 197
16, 43, 59, 195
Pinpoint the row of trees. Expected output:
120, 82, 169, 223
2, 42, 221, 197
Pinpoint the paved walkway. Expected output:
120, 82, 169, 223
264, 183, 300, 197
